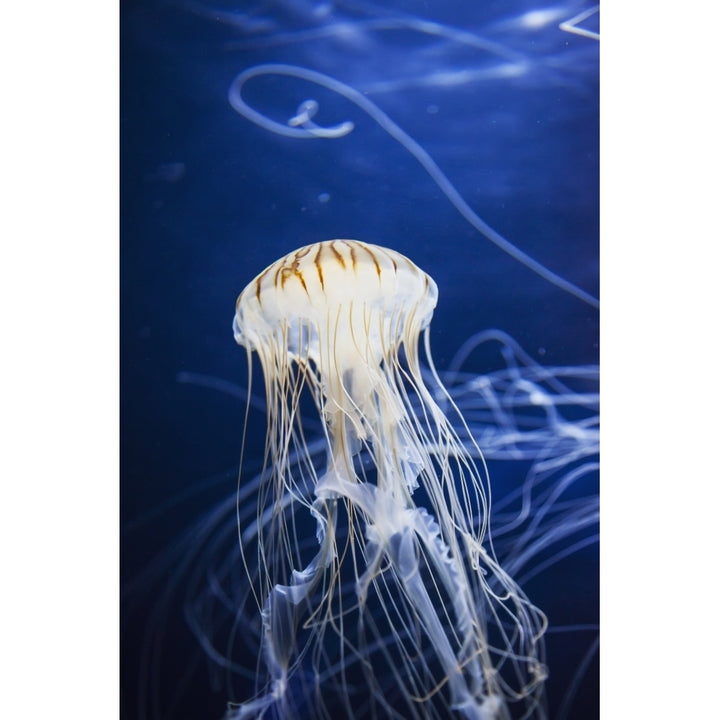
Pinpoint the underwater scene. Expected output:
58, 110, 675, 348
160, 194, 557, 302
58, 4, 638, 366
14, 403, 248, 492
121, 1, 599, 719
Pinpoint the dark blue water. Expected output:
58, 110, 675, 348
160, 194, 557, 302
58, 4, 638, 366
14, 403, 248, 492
121, 1, 599, 718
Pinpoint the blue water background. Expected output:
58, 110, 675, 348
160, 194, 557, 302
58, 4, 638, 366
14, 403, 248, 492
121, 1, 599, 717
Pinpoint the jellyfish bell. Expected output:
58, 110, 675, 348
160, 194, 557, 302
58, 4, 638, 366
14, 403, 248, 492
233, 239, 437, 365
231, 239, 547, 720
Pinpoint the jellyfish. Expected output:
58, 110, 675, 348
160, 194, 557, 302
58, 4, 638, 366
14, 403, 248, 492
229, 239, 548, 720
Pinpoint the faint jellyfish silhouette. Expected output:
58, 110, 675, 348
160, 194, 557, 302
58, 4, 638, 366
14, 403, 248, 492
229, 239, 547, 720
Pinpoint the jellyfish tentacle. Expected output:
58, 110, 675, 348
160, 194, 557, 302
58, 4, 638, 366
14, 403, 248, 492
318, 468, 499, 718
288, 98, 355, 138
237, 493, 338, 717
